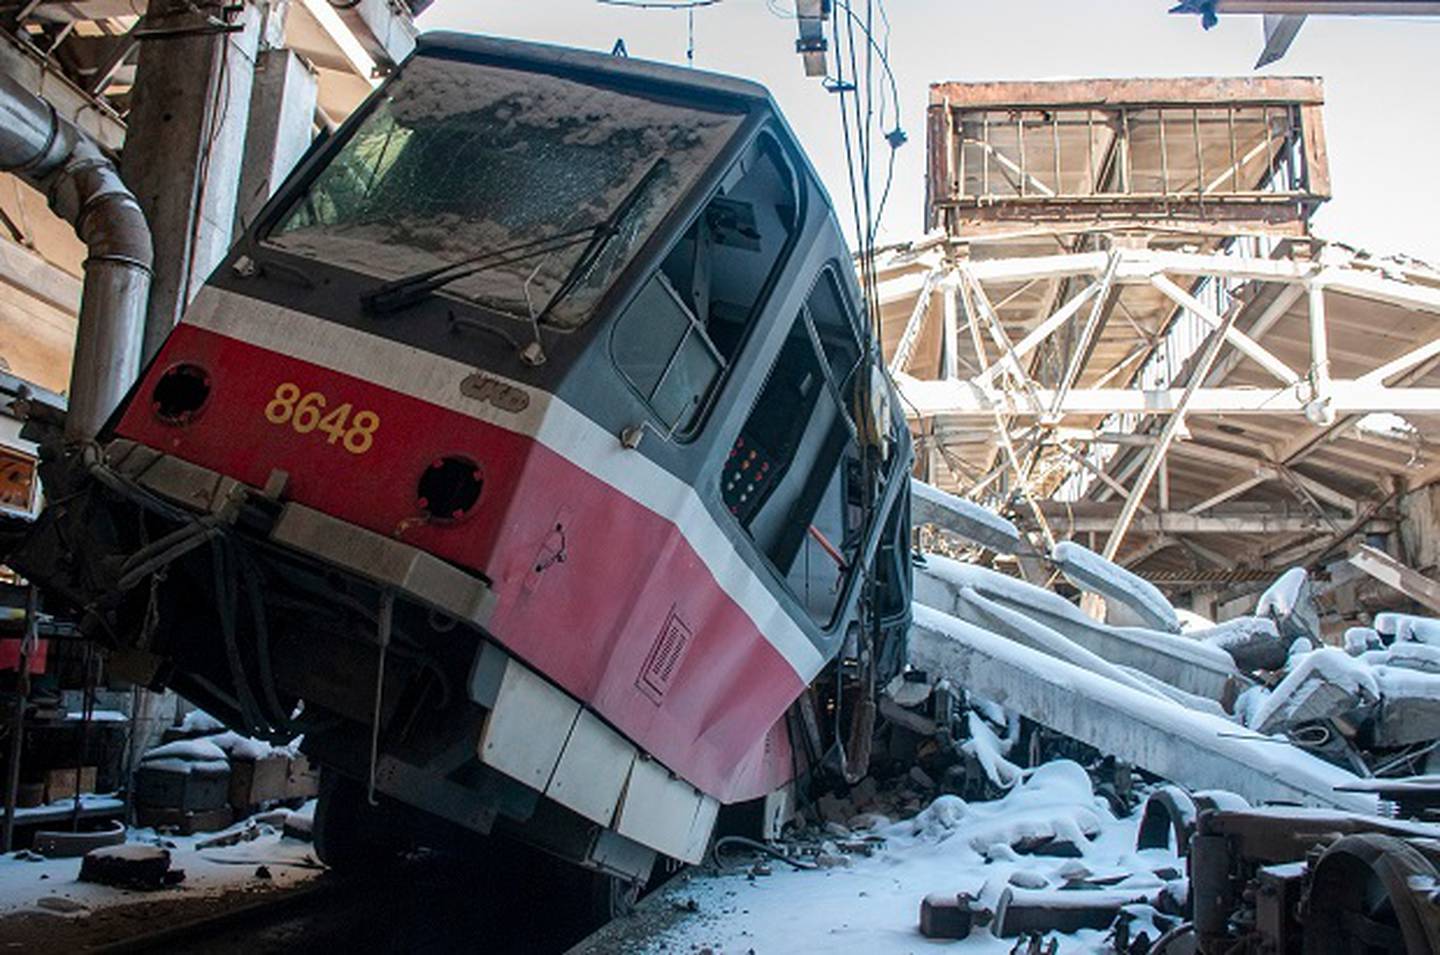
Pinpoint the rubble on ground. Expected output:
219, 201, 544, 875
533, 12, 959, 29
649, 505, 1440, 953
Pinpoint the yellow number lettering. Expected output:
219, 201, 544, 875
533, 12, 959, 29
264, 382, 300, 424
292, 392, 326, 433
317, 402, 352, 444
343, 410, 380, 455
267, 383, 376, 454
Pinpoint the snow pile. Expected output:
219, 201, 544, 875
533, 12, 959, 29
178, 709, 225, 735
1375, 612, 1440, 645
0, 802, 321, 918
1256, 568, 1321, 642
1052, 540, 1180, 633
1247, 647, 1380, 734
642, 764, 1181, 955
137, 738, 229, 776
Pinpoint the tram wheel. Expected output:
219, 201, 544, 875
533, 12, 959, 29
1302, 833, 1440, 954
313, 768, 405, 872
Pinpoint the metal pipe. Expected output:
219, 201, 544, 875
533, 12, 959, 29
0, 70, 153, 443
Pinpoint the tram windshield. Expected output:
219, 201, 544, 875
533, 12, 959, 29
267, 54, 745, 328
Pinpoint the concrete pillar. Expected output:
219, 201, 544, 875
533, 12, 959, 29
120, 0, 261, 363
235, 49, 319, 236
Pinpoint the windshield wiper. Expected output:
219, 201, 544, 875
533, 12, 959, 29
361, 226, 598, 315
361, 158, 669, 318
534, 158, 669, 325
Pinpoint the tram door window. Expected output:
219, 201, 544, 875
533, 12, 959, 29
725, 269, 863, 625
613, 134, 797, 434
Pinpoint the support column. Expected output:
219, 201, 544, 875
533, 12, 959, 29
120, 1, 261, 362
235, 48, 319, 236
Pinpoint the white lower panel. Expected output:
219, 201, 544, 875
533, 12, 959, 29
615, 757, 712, 864
546, 709, 636, 827
478, 657, 580, 791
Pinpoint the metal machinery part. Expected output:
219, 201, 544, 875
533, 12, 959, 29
1169, 802, 1440, 954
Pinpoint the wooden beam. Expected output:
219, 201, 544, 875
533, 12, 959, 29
1347, 544, 1440, 615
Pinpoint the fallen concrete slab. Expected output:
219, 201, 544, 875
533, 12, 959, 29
910, 479, 1024, 554
916, 555, 1248, 702
908, 604, 1375, 812
1052, 540, 1179, 634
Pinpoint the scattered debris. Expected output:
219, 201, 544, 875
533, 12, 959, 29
77, 844, 184, 890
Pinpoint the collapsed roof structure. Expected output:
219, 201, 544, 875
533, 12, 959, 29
880, 76, 1440, 625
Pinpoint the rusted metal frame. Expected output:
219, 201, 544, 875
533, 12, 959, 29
1192, 108, 1204, 198
1188, 473, 1268, 515
955, 110, 967, 199
1017, 112, 1027, 197
1151, 273, 1300, 386
1086, 110, 1097, 194
1052, 112, 1062, 195
1102, 303, 1243, 561
927, 77, 1326, 109
1276, 465, 1343, 534
982, 111, 990, 196
1120, 108, 1133, 193
1262, 104, 1276, 190
1228, 105, 1240, 193
1158, 107, 1170, 197
887, 266, 943, 375
1049, 254, 1120, 422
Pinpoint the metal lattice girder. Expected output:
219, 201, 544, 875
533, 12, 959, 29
899, 379, 1440, 418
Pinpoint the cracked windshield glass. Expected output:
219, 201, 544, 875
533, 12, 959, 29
268, 55, 744, 327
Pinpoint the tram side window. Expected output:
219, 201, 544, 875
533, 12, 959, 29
613, 134, 797, 434
724, 270, 863, 625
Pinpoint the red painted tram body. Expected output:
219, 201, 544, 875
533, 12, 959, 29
8, 33, 913, 888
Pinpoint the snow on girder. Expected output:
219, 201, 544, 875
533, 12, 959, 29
908, 603, 1375, 812
910, 478, 1023, 555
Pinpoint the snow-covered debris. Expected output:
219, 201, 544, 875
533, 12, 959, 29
1052, 540, 1180, 634
910, 479, 1023, 554
909, 603, 1374, 811
918, 555, 1244, 701
1345, 626, 1382, 655
1257, 567, 1321, 643
1366, 641, 1440, 674
638, 762, 1181, 955
1194, 616, 1289, 672
962, 711, 1024, 791
1375, 612, 1440, 645
178, 709, 225, 735
1174, 608, 1214, 633
138, 738, 229, 775
1249, 647, 1380, 736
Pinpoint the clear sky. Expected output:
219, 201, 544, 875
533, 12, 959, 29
418, 2, 1440, 265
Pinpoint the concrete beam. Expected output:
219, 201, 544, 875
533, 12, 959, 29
1347, 544, 1440, 615
908, 605, 1372, 811
121, 0, 261, 361
235, 48, 318, 235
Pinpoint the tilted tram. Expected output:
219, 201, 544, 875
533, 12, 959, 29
7, 33, 913, 899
